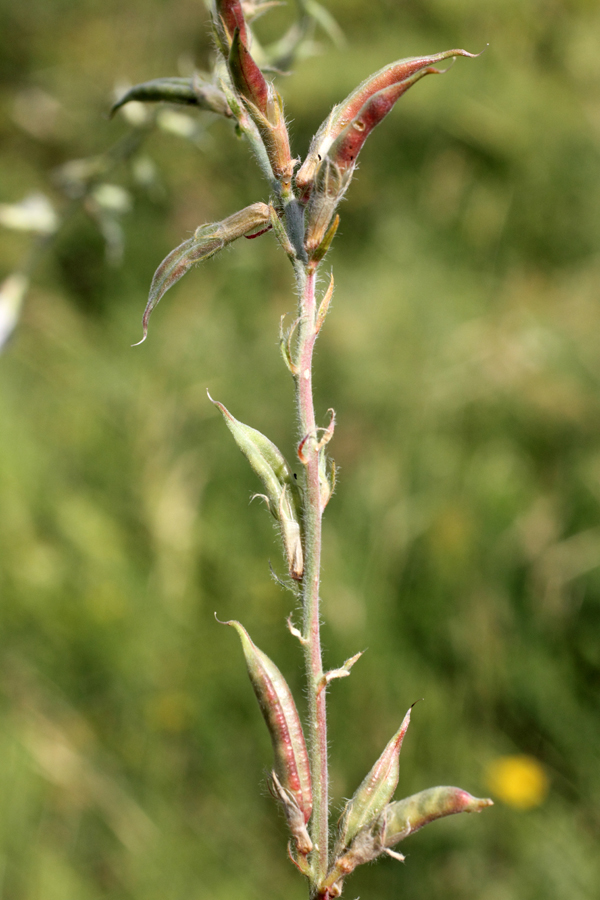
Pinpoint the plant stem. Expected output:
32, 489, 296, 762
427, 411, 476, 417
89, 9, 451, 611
295, 262, 329, 894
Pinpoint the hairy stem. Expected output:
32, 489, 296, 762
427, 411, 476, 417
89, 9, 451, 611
295, 262, 329, 893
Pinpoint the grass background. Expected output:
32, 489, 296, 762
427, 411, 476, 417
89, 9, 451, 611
1, 0, 600, 897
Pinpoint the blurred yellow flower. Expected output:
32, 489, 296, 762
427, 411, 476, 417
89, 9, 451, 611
485, 755, 549, 810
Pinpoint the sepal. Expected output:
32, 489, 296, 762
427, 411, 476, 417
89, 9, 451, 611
304, 158, 351, 255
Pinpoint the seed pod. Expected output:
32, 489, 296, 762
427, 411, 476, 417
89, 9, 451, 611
137, 203, 270, 343
111, 76, 232, 118
324, 784, 492, 895
383, 786, 493, 848
214, 0, 249, 48
327, 69, 437, 173
225, 620, 313, 830
228, 26, 269, 111
210, 398, 304, 580
296, 48, 477, 199
228, 29, 293, 190
336, 706, 412, 853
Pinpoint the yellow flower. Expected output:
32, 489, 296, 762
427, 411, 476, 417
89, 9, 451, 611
485, 755, 549, 810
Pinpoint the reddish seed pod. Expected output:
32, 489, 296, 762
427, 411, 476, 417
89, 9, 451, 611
328, 69, 438, 172
296, 48, 478, 198
336, 705, 413, 853
229, 28, 269, 113
225, 620, 313, 826
228, 30, 293, 191
214, 0, 249, 47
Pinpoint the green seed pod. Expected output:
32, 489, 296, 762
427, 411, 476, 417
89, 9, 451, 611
225, 620, 313, 830
228, 29, 293, 192
324, 783, 492, 895
111, 76, 232, 119
336, 705, 412, 853
383, 786, 493, 848
136, 203, 270, 343
210, 398, 303, 579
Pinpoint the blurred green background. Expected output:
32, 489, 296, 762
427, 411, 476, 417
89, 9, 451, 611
1, 1, 600, 898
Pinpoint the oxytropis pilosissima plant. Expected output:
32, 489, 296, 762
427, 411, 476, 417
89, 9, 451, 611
115, 3, 493, 898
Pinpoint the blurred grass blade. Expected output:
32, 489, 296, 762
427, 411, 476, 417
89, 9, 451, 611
303, 0, 345, 47
0, 273, 29, 350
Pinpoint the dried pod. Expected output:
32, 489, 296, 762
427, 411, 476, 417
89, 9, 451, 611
296, 48, 477, 198
382, 786, 493, 848
336, 706, 412, 853
210, 397, 304, 580
137, 202, 270, 342
225, 620, 313, 832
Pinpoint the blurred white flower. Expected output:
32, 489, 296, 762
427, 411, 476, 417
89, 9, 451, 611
156, 109, 200, 139
91, 183, 132, 214
0, 194, 58, 234
0, 273, 29, 349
